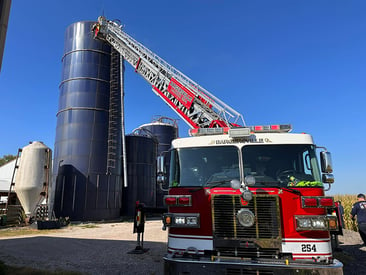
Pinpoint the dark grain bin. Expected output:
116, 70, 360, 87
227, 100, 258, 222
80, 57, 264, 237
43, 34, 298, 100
139, 117, 178, 208
122, 134, 157, 217
53, 21, 123, 221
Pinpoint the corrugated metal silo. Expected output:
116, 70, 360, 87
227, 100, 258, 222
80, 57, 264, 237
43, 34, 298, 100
139, 117, 178, 208
53, 21, 123, 221
122, 133, 157, 217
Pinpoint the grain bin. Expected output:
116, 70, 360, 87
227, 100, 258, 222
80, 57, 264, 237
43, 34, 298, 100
139, 117, 178, 208
53, 21, 123, 221
122, 133, 157, 217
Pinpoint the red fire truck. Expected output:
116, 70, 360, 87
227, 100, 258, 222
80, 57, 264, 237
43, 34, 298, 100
160, 126, 342, 274
93, 16, 343, 274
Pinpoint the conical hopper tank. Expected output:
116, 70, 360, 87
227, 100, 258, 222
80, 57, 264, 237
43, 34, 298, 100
14, 141, 52, 217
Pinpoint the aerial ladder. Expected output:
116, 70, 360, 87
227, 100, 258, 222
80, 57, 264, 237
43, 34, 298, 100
92, 16, 245, 129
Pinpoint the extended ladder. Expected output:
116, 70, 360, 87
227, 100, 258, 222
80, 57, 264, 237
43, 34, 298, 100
93, 16, 245, 128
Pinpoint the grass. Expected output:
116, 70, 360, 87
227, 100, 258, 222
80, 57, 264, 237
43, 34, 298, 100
78, 224, 99, 229
0, 223, 100, 238
0, 227, 58, 238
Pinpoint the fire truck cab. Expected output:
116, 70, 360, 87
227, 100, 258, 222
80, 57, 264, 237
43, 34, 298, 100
161, 126, 343, 274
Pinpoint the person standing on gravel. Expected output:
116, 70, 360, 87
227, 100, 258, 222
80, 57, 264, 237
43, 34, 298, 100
351, 193, 366, 246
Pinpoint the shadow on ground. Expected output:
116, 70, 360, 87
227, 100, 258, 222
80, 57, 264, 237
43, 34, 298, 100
2, 232, 365, 274
0, 236, 165, 274
334, 243, 366, 275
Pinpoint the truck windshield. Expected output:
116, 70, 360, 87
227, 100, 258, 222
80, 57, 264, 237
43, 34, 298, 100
169, 144, 322, 188
169, 146, 239, 187
242, 144, 322, 188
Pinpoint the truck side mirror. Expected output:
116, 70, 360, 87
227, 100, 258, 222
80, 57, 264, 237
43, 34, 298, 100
320, 151, 333, 173
322, 173, 334, 184
157, 155, 165, 174
320, 151, 335, 189
156, 155, 167, 190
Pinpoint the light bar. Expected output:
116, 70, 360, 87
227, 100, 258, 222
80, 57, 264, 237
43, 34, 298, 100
229, 127, 251, 138
248, 124, 292, 133
189, 127, 229, 136
189, 124, 292, 137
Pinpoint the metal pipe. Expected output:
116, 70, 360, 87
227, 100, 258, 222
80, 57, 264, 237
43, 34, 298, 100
120, 55, 128, 187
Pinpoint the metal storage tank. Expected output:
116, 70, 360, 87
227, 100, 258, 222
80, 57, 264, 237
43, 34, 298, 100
53, 21, 123, 221
122, 133, 157, 217
14, 141, 52, 218
139, 117, 178, 208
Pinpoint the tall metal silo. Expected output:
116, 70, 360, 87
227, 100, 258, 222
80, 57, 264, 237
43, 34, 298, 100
122, 133, 157, 217
139, 117, 178, 208
53, 21, 124, 221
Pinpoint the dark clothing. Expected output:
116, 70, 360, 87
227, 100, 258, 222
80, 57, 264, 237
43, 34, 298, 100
351, 201, 366, 224
359, 223, 366, 245
337, 203, 345, 228
351, 200, 366, 245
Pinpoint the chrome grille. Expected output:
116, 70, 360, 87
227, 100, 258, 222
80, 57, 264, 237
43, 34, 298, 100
212, 194, 281, 258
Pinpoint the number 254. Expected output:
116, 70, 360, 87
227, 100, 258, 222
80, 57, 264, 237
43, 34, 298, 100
301, 244, 316, 252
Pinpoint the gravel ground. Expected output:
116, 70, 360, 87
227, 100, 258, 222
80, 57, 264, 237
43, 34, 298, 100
0, 221, 365, 274
0, 220, 167, 274
334, 229, 366, 275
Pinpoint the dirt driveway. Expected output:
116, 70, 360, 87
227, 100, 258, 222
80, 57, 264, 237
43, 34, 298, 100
0, 220, 167, 274
0, 220, 365, 274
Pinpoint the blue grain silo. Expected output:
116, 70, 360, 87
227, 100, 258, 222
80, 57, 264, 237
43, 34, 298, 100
139, 117, 178, 208
53, 21, 124, 221
122, 132, 158, 217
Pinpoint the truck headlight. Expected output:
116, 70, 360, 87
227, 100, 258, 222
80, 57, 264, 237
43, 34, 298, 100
297, 218, 312, 229
295, 216, 328, 231
175, 217, 186, 225
163, 213, 200, 228
312, 219, 326, 229
186, 216, 198, 225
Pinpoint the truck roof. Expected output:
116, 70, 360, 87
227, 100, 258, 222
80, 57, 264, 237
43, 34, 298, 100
172, 132, 315, 149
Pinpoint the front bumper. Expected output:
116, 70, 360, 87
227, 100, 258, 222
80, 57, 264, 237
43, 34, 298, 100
164, 255, 343, 275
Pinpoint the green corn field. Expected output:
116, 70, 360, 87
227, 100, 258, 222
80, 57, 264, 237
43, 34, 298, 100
333, 194, 359, 232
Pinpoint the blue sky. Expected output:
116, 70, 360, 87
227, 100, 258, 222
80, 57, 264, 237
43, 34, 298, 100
1, 1, 365, 195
